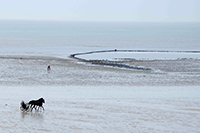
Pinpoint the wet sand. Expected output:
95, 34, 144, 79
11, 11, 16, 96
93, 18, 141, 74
0, 55, 200, 132
0, 55, 200, 86
0, 86, 200, 133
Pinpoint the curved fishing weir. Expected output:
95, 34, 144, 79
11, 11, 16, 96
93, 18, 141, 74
70, 49, 200, 71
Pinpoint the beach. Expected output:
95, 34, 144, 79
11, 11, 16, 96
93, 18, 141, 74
0, 21, 200, 132
0, 54, 200, 86
0, 86, 200, 133
0, 54, 200, 132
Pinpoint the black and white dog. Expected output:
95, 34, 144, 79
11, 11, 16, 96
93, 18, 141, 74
20, 98, 45, 112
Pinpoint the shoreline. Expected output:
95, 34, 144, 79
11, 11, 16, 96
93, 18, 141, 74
0, 53, 200, 86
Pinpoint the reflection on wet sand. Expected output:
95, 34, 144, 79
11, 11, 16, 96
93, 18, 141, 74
21, 111, 44, 120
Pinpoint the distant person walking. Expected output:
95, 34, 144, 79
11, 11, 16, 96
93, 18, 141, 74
47, 65, 51, 70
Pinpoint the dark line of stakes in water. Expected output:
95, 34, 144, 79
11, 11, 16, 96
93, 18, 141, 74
69, 49, 200, 71
70, 49, 200, 59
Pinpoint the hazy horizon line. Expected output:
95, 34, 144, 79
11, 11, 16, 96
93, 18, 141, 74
0, 18, 199, 23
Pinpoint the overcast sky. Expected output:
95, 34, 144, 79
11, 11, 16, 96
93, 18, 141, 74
0, 0, 199, 22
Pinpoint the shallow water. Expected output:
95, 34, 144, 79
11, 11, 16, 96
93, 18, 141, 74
0, 21, 200, 55
0, 86, 199, 133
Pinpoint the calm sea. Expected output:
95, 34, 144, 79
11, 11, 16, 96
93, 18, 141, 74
0, 20, 199, 55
